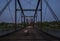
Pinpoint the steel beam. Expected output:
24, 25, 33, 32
40, 0, 42, 30
17, 0, 26, 27
17, 0, 25, 16
0, 0, 12, 16
15, 0, 17, 30
34, 0, 40, 16
21, 16, 34, 17
44, 0, 59, 22
16, 9, 41, 11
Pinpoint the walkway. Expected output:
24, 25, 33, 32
0, 26, 59, 41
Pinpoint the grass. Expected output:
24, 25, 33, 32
0, 22, 25, 30
0, 21, 60, 30
35, 21, 60, 30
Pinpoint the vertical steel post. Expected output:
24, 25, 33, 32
40, 0, 42, 30
15, 0, 17, 30
33, 16, 35, 27
36, 15, 37, 23
21, 15, 22, 26
24, 16, 26, 27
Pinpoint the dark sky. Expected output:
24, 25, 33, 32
0, 0, 60, 23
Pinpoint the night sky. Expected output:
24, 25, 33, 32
0, 0, 60, 23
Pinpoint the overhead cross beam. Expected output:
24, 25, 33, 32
34, 0, 41, 16
0, 0, 12, 16
44, 0, 59, 21
17, 0, 25, 16
22, 16, 34, 17
16, 9, 41, 11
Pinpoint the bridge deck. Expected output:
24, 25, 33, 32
0, 26, 59, 41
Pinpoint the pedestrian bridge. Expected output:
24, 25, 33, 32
0, 0, 60, 41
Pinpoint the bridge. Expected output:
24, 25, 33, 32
0, 0, 60, 41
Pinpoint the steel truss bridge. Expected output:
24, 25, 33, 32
0, 0, 60, 41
